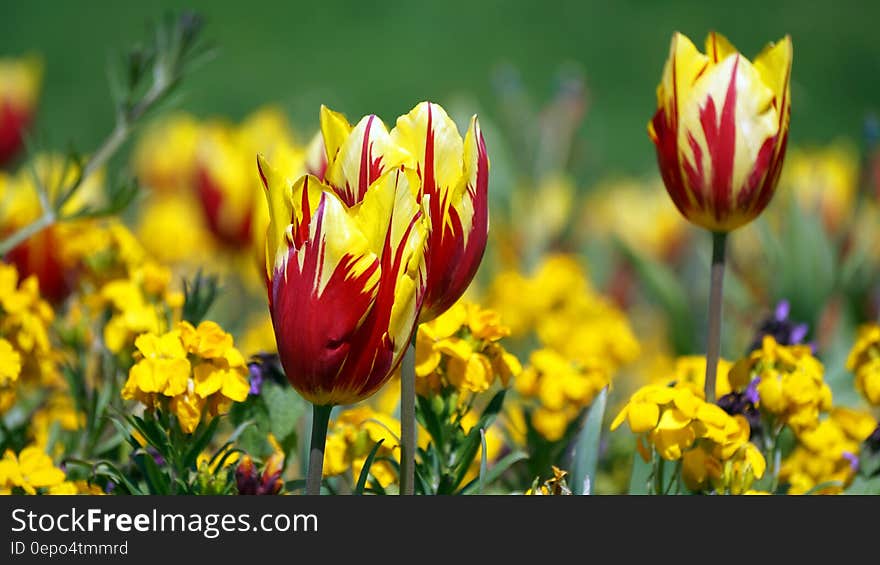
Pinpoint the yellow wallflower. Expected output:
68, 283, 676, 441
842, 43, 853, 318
0, 263, 57, 386
613, 382, 766, 494
121, 321, 250, 433
415, 300, 521, 397
136, 192, 216, 267
0, 445, 66, 495
730, 336, 831, 433
0, 337, 21, 411
485, 253, 640, 373
780, 407, 876, 495
846, 323, 880, 406
653, 355, 734, 400
517, 347, 609, 441
91, 259, 181, 354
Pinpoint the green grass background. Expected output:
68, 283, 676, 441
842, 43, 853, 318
3, 0, 880, 179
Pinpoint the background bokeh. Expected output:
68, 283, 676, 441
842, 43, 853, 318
4, 0, 880, 178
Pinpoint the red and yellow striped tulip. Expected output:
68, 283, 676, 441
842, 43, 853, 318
258, 141, 427, 405
648, 32, 792, 232
390, 102, 489, 321
0, 55, 41, 167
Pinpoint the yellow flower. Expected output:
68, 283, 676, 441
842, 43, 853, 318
121, 321, 251, 434
136, 192, 215, 266
777, 140, 858, 235
648, 32, 792, 232
415, 300, 521, 397
0, 263, 56, 385
846, 323, 880, 406
580, 175, 690, 261
131, 113, 200, 193
0, 445, 66, 495
517, 347, 609, 441
612, 384, 759, 467
730, 335, 830, 432
654, 355, 734, 400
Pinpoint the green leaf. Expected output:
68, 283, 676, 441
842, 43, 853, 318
478, 429, 488, 494
447, 389, 507, 492
571, 387, 607, 495
627, 452, 652, 495
183, 416, 221, 469
459, 450, 528, 495
354, 439, 385, 495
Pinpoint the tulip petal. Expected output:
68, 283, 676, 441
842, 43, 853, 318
325, 113, 409, 207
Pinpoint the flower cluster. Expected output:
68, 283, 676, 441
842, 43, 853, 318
515, 348, 609, 441
487, 254, 639, 367
121, 320, 250, 433
0, 262, 57, 393
846, 323, 880, 405
611, 383, 765, 493
780, 407, 877, 494
415, 301, 521, 396
729, 335, 831, 433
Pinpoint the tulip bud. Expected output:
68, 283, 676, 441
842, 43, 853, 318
648, 32, 792, 232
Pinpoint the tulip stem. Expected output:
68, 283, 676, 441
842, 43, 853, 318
306, 404, 332, 495
399, 343, 416, 495
704, 231, 728, 404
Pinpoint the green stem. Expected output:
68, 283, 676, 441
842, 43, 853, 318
0, 70, 171, 257
704, 231, 729, 404
653, 452, 665, 496
399, 344, 416, 495
306, 404, 332, 495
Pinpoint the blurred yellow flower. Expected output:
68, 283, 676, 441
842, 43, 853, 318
846, 323, 880, 406
131, 113, 200, 193
580, 175, 690, 261
516, 347, 609, 441
0, 444, 66, 495
0, 262, 57, 385
780, 407, 876, 494
777, 140, 859, 235
136, 192, 215, 267
0, 337, 21, 412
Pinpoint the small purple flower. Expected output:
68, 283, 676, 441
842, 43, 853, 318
745, 377, 761, 405
843, 451, 860, 472
105, 481, 116, 494
748, 299, 811, 353
146, 446, 165, 467
717, 389, 763, 440
248, 362, 264, 396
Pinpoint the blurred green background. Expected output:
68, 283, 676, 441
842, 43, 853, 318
3, 0, 880, 179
